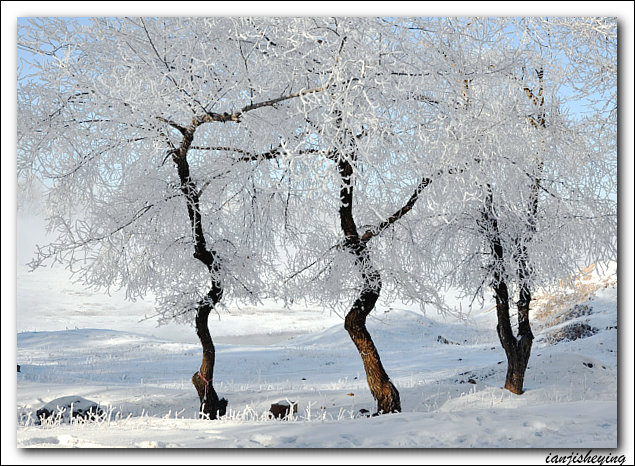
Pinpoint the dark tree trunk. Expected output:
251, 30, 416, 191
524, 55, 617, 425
335, 146, 401, 415
188, 259, 227, 419
494, 282, 534, 395
171, 126, 227, 419
497, 67, 542, 394
483, 187, 534, 395
191, 284, 227, 419
344, 241, 401, 414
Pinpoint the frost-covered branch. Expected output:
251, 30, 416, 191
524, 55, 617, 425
361, 176, 431, 243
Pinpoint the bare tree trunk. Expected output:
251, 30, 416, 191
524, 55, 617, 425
494, 282, 533, 394
172, 126, 227, 419
335, 149, 401, 414
344, 240, 401, 414
496, 66, 542, 394
484, 187, 534, 395
191, 285, 227, 419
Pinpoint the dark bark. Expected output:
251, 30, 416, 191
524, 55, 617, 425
172, 127, 226, 419
360, 177, 431, 243
494, 281, 533, 395
330, 105, 433, 413
482, 187, 534, 395
156, 72, 335, 418
336, 153, 401, 415
344, 241, 401, 414
191, 285, 228, 419
487, 69, 544, 394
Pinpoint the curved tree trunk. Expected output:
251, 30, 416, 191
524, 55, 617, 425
344, 241, 401, 414
335, 146, 401, 414
172, 125, 227, 419
191, 284, 227, 419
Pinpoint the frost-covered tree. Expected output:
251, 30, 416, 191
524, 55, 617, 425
17, 16, 345, 418
396, 17, 618, 394
270, 17, 463, 414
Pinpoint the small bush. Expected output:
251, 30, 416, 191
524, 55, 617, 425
545, 322, 599, 344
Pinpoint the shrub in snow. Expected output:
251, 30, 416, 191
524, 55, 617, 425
545, 322, 599, 345
568, 304, 593, 319
437, 335, 460, 345
36, 396, 102, 425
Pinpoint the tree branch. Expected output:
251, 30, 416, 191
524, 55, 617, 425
155, 116, 187, 135
192, 82, 333, 126
195, 36, 347, 126
361, 176, 431, 243
190, 144, 284, 161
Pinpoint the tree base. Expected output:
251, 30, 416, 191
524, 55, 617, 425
504, 381, 525, 395
192, 371, 227, 419
375, 381, 402, 414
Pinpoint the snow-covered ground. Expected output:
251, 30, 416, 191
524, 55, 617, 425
4, 214, 631, 464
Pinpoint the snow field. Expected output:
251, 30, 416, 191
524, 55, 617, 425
16, 277, 618, 449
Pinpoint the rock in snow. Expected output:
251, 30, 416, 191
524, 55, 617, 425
269, 400, 298, 419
